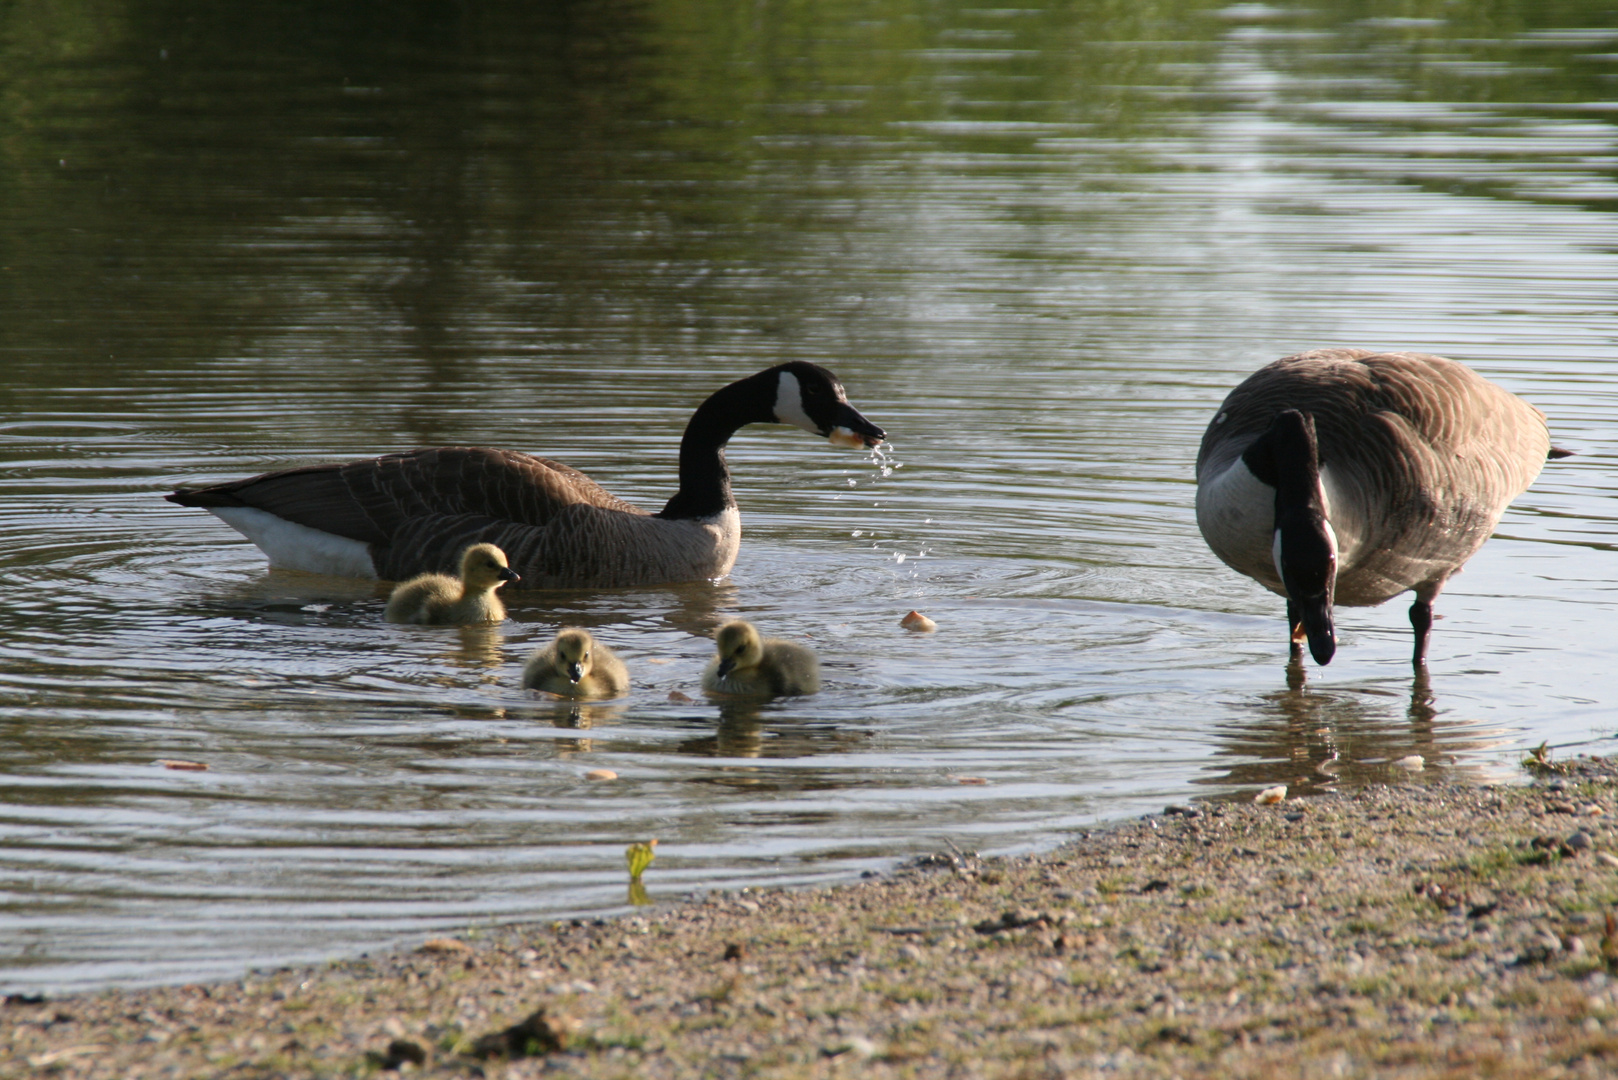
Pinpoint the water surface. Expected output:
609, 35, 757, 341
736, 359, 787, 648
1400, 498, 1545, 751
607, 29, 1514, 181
2, 0, 1616, 991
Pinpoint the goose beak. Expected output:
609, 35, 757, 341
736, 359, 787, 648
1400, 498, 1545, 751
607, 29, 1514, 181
499, 567, 520, 584
1292, 593, 1337, 666
1275, 513, 1338, 665
566, 661, 584, 684
825, 403, 886, 449
716, 657, 737, 680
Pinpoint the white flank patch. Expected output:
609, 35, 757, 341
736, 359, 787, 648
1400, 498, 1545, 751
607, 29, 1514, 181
1196, 457, 1276, 568
773, 371, 820, 435
210, 507, 378, 578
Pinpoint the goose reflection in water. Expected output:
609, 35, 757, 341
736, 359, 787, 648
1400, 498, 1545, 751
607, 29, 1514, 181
1197, 670, 1515, 799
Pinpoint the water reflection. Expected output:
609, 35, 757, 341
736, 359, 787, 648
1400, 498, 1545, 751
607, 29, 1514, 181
1203, 669, 1516, 797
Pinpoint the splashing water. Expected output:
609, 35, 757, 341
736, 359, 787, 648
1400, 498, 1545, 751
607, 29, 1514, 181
867, 442, 898, 478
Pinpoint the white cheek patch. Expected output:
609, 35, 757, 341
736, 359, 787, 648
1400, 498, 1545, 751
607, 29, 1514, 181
774, 371, 822, 435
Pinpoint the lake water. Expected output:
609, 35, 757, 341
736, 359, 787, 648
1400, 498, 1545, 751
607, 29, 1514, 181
2, 0, 1616, 992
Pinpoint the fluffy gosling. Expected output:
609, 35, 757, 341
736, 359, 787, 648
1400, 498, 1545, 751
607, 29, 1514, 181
522, 628, 630, 699
383, 543, 518, 625
702, 620, 820, 697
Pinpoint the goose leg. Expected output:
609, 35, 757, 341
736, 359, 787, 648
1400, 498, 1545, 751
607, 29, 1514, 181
1409, 599, 1433, 667
1286, 598, 1305, 661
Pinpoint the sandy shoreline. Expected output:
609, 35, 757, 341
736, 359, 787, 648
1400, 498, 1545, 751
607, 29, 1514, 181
11, 755, 1618, 1078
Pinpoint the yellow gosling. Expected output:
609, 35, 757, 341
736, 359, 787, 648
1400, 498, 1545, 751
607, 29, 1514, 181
383, 543, 518, 625
522, 628, 630, 699
702, 620, 820, 697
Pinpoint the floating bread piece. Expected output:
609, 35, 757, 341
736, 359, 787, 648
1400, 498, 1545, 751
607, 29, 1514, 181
900, 610, 937, 632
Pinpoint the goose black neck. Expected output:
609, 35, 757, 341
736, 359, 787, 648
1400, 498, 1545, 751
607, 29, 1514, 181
657, 374, 778, 520
1243, 409, 1325, 514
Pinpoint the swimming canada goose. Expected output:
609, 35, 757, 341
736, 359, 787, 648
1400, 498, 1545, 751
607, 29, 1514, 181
383, 542, 518, 625
1196, 348, 1566, 667
702, 619, 821, 696
522, 628, 630, 699
165, 362, 886, 589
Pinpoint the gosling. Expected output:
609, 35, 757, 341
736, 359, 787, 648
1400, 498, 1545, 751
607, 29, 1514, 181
522, 628, 630, 699
383, 543, 519, 625
702, 620, 820, 697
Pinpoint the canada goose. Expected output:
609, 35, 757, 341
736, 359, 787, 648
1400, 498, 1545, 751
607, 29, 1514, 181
165, 362, 886, 588
1196, 348, 1566, 667
383, 542, 518, 625
702, 620, 821, 696
522, 627, 630, 699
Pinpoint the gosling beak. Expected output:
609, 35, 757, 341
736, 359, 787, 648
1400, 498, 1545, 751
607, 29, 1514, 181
825, 403, 886, 449
498, 567, 520, 584
566, 661, 584, 684
715, 657, 737, 680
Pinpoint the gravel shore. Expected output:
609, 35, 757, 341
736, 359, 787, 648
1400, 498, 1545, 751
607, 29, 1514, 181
11, 754, 1618, 1079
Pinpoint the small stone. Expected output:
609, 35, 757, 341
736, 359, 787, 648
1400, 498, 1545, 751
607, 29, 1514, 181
470, 1007, 580, 1059
379, 1038, 426, 1070
157, 759, 209, 771
1596, 852, 1618, 867
668, 690, 695, 703
1254, 785, 1287, 805
1567, 831, 1594, 852
418, 938, 473, 955
585, 769, 618, 781
1391, 755, 1424, 772
825, 1036, 878, 1059
899, 610, 937, 633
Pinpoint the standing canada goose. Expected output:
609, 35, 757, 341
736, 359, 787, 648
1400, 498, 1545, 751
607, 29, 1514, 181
522, 628, 630, 699
383, 542, 518, 625
702, 619, 821, 696
165, 362, 886, 589
1196, 348, 1565, 667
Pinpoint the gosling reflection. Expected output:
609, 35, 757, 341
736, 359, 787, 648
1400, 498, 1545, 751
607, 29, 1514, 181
670, 700, 872, 768
449, 625, 507, 670
525, 697, 628, 733
1199, 669, 1511, 797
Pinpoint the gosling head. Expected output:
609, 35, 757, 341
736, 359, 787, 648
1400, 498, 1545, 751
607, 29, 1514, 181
460, 543, 521, 592
553, 627, 596, 684
713, 620, 765, 680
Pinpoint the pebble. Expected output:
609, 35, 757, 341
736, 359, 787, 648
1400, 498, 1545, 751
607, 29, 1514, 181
585, 769, 618, 781
1597, 852, 1618, 867
1255, 785, 1287, 805
826, 1036, 878, 1059
1391, 755, 1425, 772
1567, 830, 1593, 852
